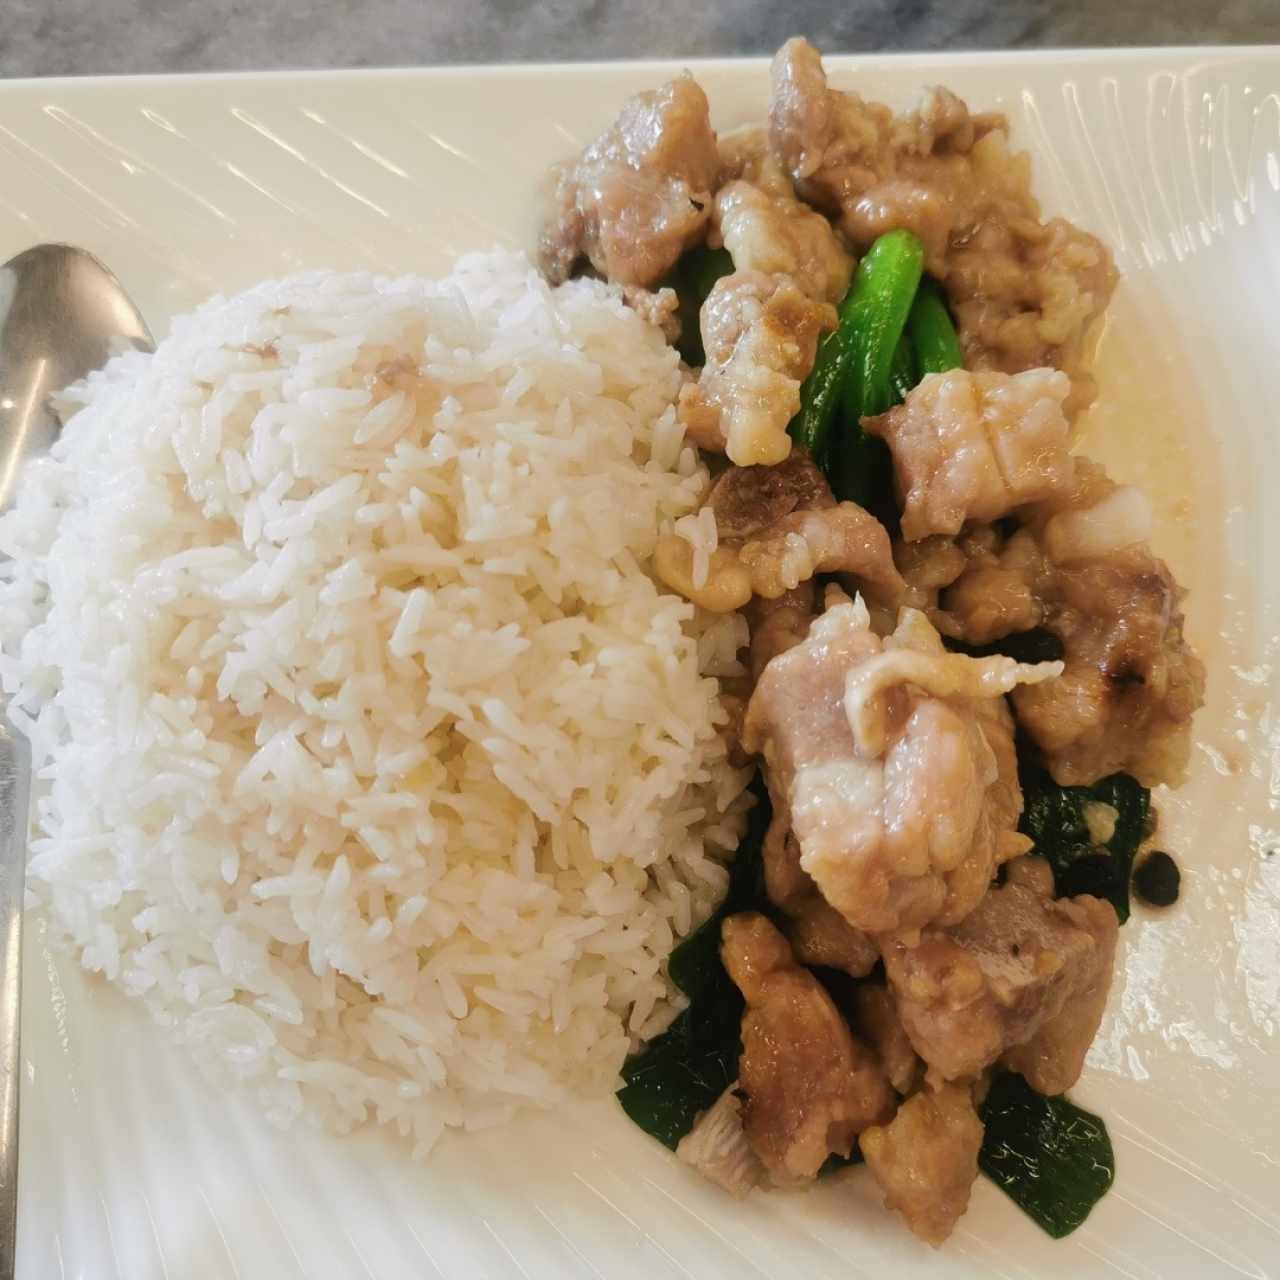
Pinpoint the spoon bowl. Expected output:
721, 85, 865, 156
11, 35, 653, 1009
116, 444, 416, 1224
0, 244, 152, 508
0, 243, 152, 1277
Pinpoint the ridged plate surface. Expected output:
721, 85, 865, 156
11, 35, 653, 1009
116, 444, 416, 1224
2, 47, 1279, 1279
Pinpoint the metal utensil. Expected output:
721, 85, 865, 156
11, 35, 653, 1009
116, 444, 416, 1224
0, 244, 152, 1277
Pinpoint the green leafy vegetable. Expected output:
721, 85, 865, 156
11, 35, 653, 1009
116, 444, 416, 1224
1018, 754, 1149, 923
887, 333, 917, 406
789, 285, 866, 462
906, 276, 965, 375
614, 991, 744, 1150
790, 229, 925, 471
665, 245, 734, 366
616, 779, 770, 1149
979, 1072, 1115, 1238
828, 230, 925, 508
838, 229, 927, 423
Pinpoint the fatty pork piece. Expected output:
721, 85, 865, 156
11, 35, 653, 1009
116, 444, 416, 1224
742, 590, 1059, 934
882, 882, 1119, 1089
762, 808, 879, 978
746, 584, 880, 978
860, 1083, 984, 1247
863, 367, 1075, 542
768, 37, 1116, 409
922, 462, 1206, 786
655, 449, 906, 613
539, 74, 720, 287
722, 912, 894, 1181
678, 271, 836, 465
712, 173, 854, 304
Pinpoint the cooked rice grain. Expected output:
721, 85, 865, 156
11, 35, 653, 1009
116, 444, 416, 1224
0, 251, 750, 1151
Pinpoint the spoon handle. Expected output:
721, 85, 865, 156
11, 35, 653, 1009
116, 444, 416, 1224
0, 719, 30, 1280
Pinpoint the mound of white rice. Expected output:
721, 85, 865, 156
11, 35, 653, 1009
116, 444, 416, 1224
0, 251, 750, 1151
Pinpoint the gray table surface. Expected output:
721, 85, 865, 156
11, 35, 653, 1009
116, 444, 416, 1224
4, 0, 1278, 79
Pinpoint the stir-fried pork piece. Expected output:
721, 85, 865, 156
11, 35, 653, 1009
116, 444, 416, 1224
722, 912, 894, 1180
853, 982, 922, 1095
863, 367, 1075, 541
786, 896, 880, 976
539, 74, 720, 287
917, 462, 1205, 786
678, 271, 836, 465
743, 592, 1059, 934
768, 38, 1116, 409
860, 1083, 984, 1247
882, 882, 1118, 1085
736, 504, 905, 599
949, 216, 1117, 415
712, 178, 854, 304
676, 1082, 766, 1198
655, 450, 905, 612
708, 447, 834, 538
747, 583, 817, 682
761, 810, 879, 977
746, 584, 876, 977
717, 126, 777, 186
1011, 466, 1205, 786
1002, 893, 1118, 1095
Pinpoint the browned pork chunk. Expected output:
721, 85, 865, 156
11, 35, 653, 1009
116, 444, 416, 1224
860, 1083, 984, 1246
864, 367, 1075, 542
678, 271, 836, 465
743, 592, 1059, 935
948, 217, 1118, 415
747, 582, 818, 681
761, 811, 879, 977
654, 449, 905, 612
853, 982, 922, 1095
539, 74, 720, 287
882, 882, 1119, 1086
1002, 893, 1119, 1095
921, 461, 1205, 787
1011, 465, 1205, 786
722, 912, 894, 1181
768, 38, 1116, 410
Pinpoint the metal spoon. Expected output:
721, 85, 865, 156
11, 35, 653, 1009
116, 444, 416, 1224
0, 244, 152, 1277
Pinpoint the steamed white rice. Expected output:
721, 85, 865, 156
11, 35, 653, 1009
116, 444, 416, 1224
0, 250, 750, 1151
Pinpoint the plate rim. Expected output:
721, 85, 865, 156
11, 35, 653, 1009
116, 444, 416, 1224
0, 42, 1278, 98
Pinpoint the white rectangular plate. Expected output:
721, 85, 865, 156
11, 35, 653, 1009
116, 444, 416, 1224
3, 46, 1280, 1280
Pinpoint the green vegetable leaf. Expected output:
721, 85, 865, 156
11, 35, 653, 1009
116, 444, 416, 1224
616, 777, 771, 1149
979, 1072, 1115, 1238
829, 230, 925, 510
906, 276, 965, 375
616, 1001, 743, 1150
1018, 751, 1149, 923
